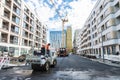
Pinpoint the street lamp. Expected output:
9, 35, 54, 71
101, 30, 104, 62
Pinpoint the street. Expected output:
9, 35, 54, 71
0, 54, 120, 80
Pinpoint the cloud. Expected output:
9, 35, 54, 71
24, 0, 97, 31
67, 0, 97, 30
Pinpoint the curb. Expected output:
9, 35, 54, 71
92, 59, 120, 68
80, 56, 120, 68
1, 64, 26, 70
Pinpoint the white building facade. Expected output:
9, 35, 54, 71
79, 0, 120, 61
0, 0, 47, 57
73, 29, 81, 54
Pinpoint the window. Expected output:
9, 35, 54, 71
5, 0, 11, 8
22, 30, 28, 38
13, 4, 20, 15
116, 15, 120, 25
98, 27, 101, 33
22, 39, 28, 46
104, 9, 109, 17
100, 15, 104, 21
106, 32, 111, 40
101, 25, 105, 31
105, 21, 109, 28
21, 48, 27, 54
12, 14, 20, 24
97, 17, 101, 24
23, 22, 29, 29
102, 35, 106, 41
103, 47, 105, 54
11, 24, 19, 34
24, 6, 29, 14
107, 46, 110, 55
112, 46, 116, 55
0, 46, 8, 53
117, 30, 120, 39
114, 2, 119, 12
10, 35, 18, 44
2, 20, 9, 30
4, 8, 10, 19
14, 0, 21, 6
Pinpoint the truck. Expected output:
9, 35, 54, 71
58, 48, 68, 57
26, 50, 57, 71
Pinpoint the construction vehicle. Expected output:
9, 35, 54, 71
26, 49, 57, 71
58, 48, 68, 57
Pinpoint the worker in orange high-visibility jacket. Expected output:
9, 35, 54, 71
45, 43, 50, 56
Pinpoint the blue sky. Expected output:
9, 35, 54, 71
24, 0, 97, 42
24, 0, 97, 30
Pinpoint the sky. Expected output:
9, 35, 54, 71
24, 0, 97, 41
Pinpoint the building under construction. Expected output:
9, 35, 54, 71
66, 26, 72, 52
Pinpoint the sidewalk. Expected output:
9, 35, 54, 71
91, 58, 120, 67
2, 62, 26, 69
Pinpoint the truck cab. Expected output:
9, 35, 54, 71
58, 48, 68, 57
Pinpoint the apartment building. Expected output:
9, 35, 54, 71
0, 0, 47, 57
73, 29, 81, 54
79, 0, 120, 61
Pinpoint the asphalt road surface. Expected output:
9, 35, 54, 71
0, 54, 120, 80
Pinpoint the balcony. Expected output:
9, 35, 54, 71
23, 31, 28, 38
13, 4, 20, 15
11, 24, 19, 34
4, 8, 10, 19
22, 39, 28, 46
29, 34, 33, 39
24, 6, 29, 14
29, 41, 33, 46
14, 0, 21, 6
1, 33, 8, 43
30, 13, 34, 19
30, 19, 34, 25
116, 15, 120, 25
12, 14, 20, 24
114, 2, 120, 13
5, 0, 11, 8
35, 43, 38, 48
10, 35, 18, 44
2, 20, 9, 30
30, 27, 34, 32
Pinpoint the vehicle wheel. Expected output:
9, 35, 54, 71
31, 64, 41, 71
43, 62, 50, 71
31, 64, 37, 71
52, 60, 57, 67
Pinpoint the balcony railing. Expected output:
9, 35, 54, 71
5, 2, 11, 8
4, 12, 10, 19
10, 40, 18, 44
2, 25, 9, 30
0, 38, 7, 43
22, 43, 28, 46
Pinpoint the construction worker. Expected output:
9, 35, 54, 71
41, 45, 45, 55
45, 43, 50, 56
